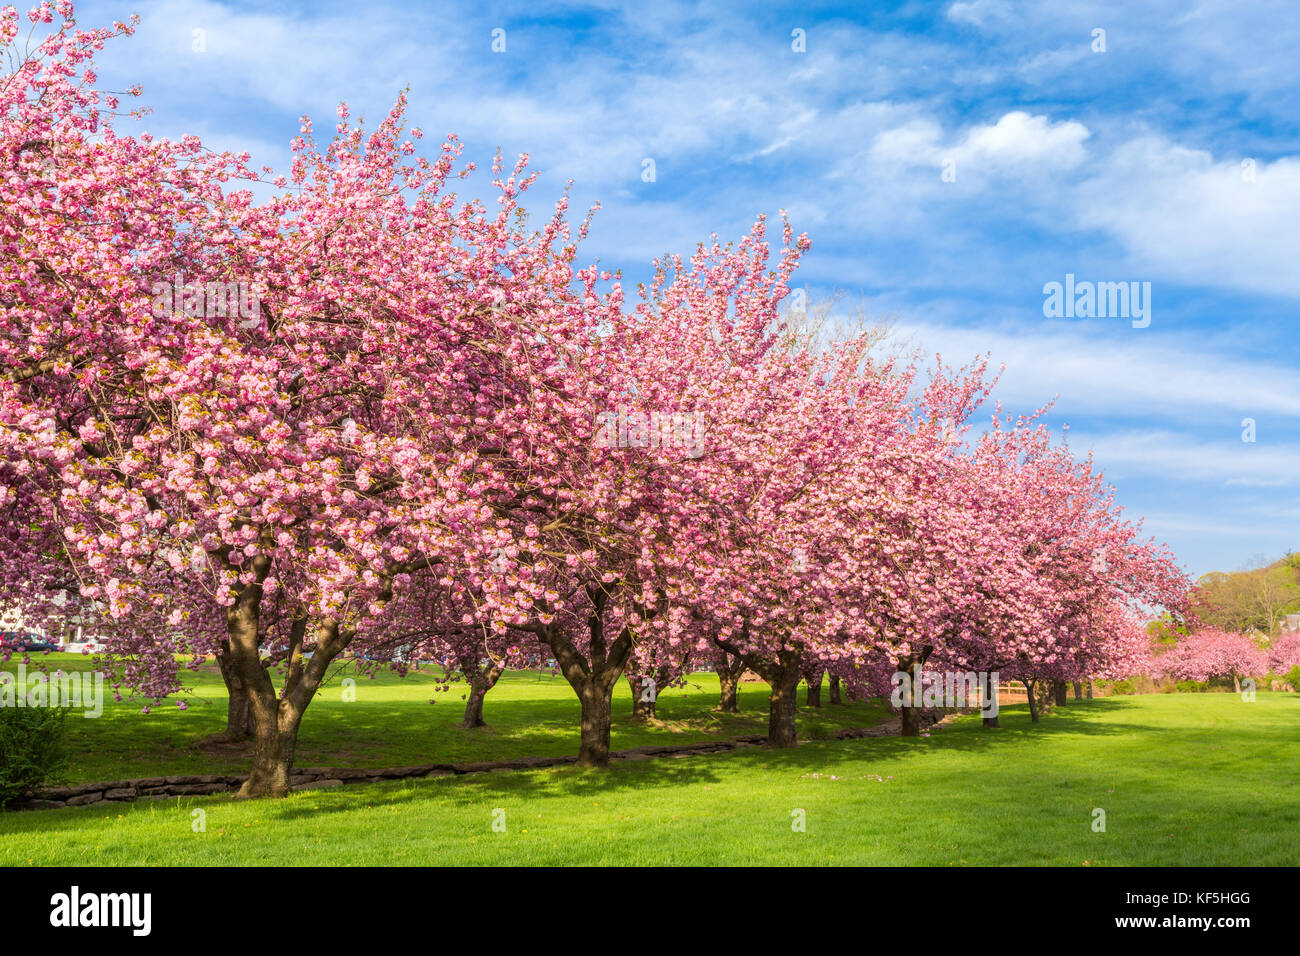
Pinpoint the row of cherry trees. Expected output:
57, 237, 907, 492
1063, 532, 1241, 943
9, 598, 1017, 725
1, 5, 1190, 796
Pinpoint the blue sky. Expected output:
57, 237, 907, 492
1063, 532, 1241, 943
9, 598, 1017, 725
70, 0, 1300, 577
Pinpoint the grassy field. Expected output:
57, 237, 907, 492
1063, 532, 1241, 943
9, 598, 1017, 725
1, 653, 891, 782
1, 670, 1296, 865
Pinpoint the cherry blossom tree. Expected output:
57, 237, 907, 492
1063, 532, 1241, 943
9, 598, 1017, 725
708, 637, 746, 713
1266, 631, 1300, 675
1163, 629, 1267, 692
1, 4, 627, 793
1265, 631, 1300, 691
918, 409, 1189, 725
365, 577, 547, 728
648, 246, 910, 748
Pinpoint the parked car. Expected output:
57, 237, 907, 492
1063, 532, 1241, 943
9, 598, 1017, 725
0, 631, 58, 653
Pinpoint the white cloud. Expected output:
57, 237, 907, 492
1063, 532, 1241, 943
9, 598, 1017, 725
1075, 138, 1300, 299
959, 111, 1090, 169
882, 315, 1300, 422
1068, 430, 1300, 485
867, 110, 1090, 173
946, 0, 1013, 27
1136, 513, 1294, 539
1014, 45, 1093, 83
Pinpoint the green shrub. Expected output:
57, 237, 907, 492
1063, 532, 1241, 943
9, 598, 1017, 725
0, 706, 69, 808
1111, 679, 1136, 695
1175, 680, 1209, 693
1287, 666, 1300, 692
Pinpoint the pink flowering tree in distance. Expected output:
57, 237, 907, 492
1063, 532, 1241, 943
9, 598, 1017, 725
1265, 631, 1300, 688
884, 398, 1191, 725
362, 574, 550, 728
1163, 629, 1268, 692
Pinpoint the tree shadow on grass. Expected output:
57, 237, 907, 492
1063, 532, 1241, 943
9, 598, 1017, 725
287, 694, 892, 768
10, 694, 1292, 838
843, 696, 1300, 777
23, 702, 1134, 827
193, 702, 1145, 824
226, 711, 1153, 826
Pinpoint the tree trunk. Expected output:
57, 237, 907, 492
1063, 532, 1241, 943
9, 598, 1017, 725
900, 702, 922, 735
764, 665, 795, 749
718, 666, 740, 713
241, 703, 303, 798
829, 674, 842, 705
897, 652, 929, 737
541, 597, 633, 770
226, 679, 254, 739
805, 670, 823, 708
1026, 678, 1040, 723
234, 612, 338, 799
203, 643, 253, 743
1086, 680, 1093, 699
458, 660, 504, 728
1232, 673, 1241, 693
226, 565, 352, 798
741, 645, 803, 748
461, 683, 488, 728
1052, 680, 1068, 706
578, 680, 613, 766
1072, 681, 1083, 700
628, 674, 657, 721
224, 576, 298, 798
226, 548, 415, 797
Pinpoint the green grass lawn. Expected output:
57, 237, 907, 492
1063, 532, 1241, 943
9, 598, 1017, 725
1, 653, 891, 782
2, 681, 1296, 866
